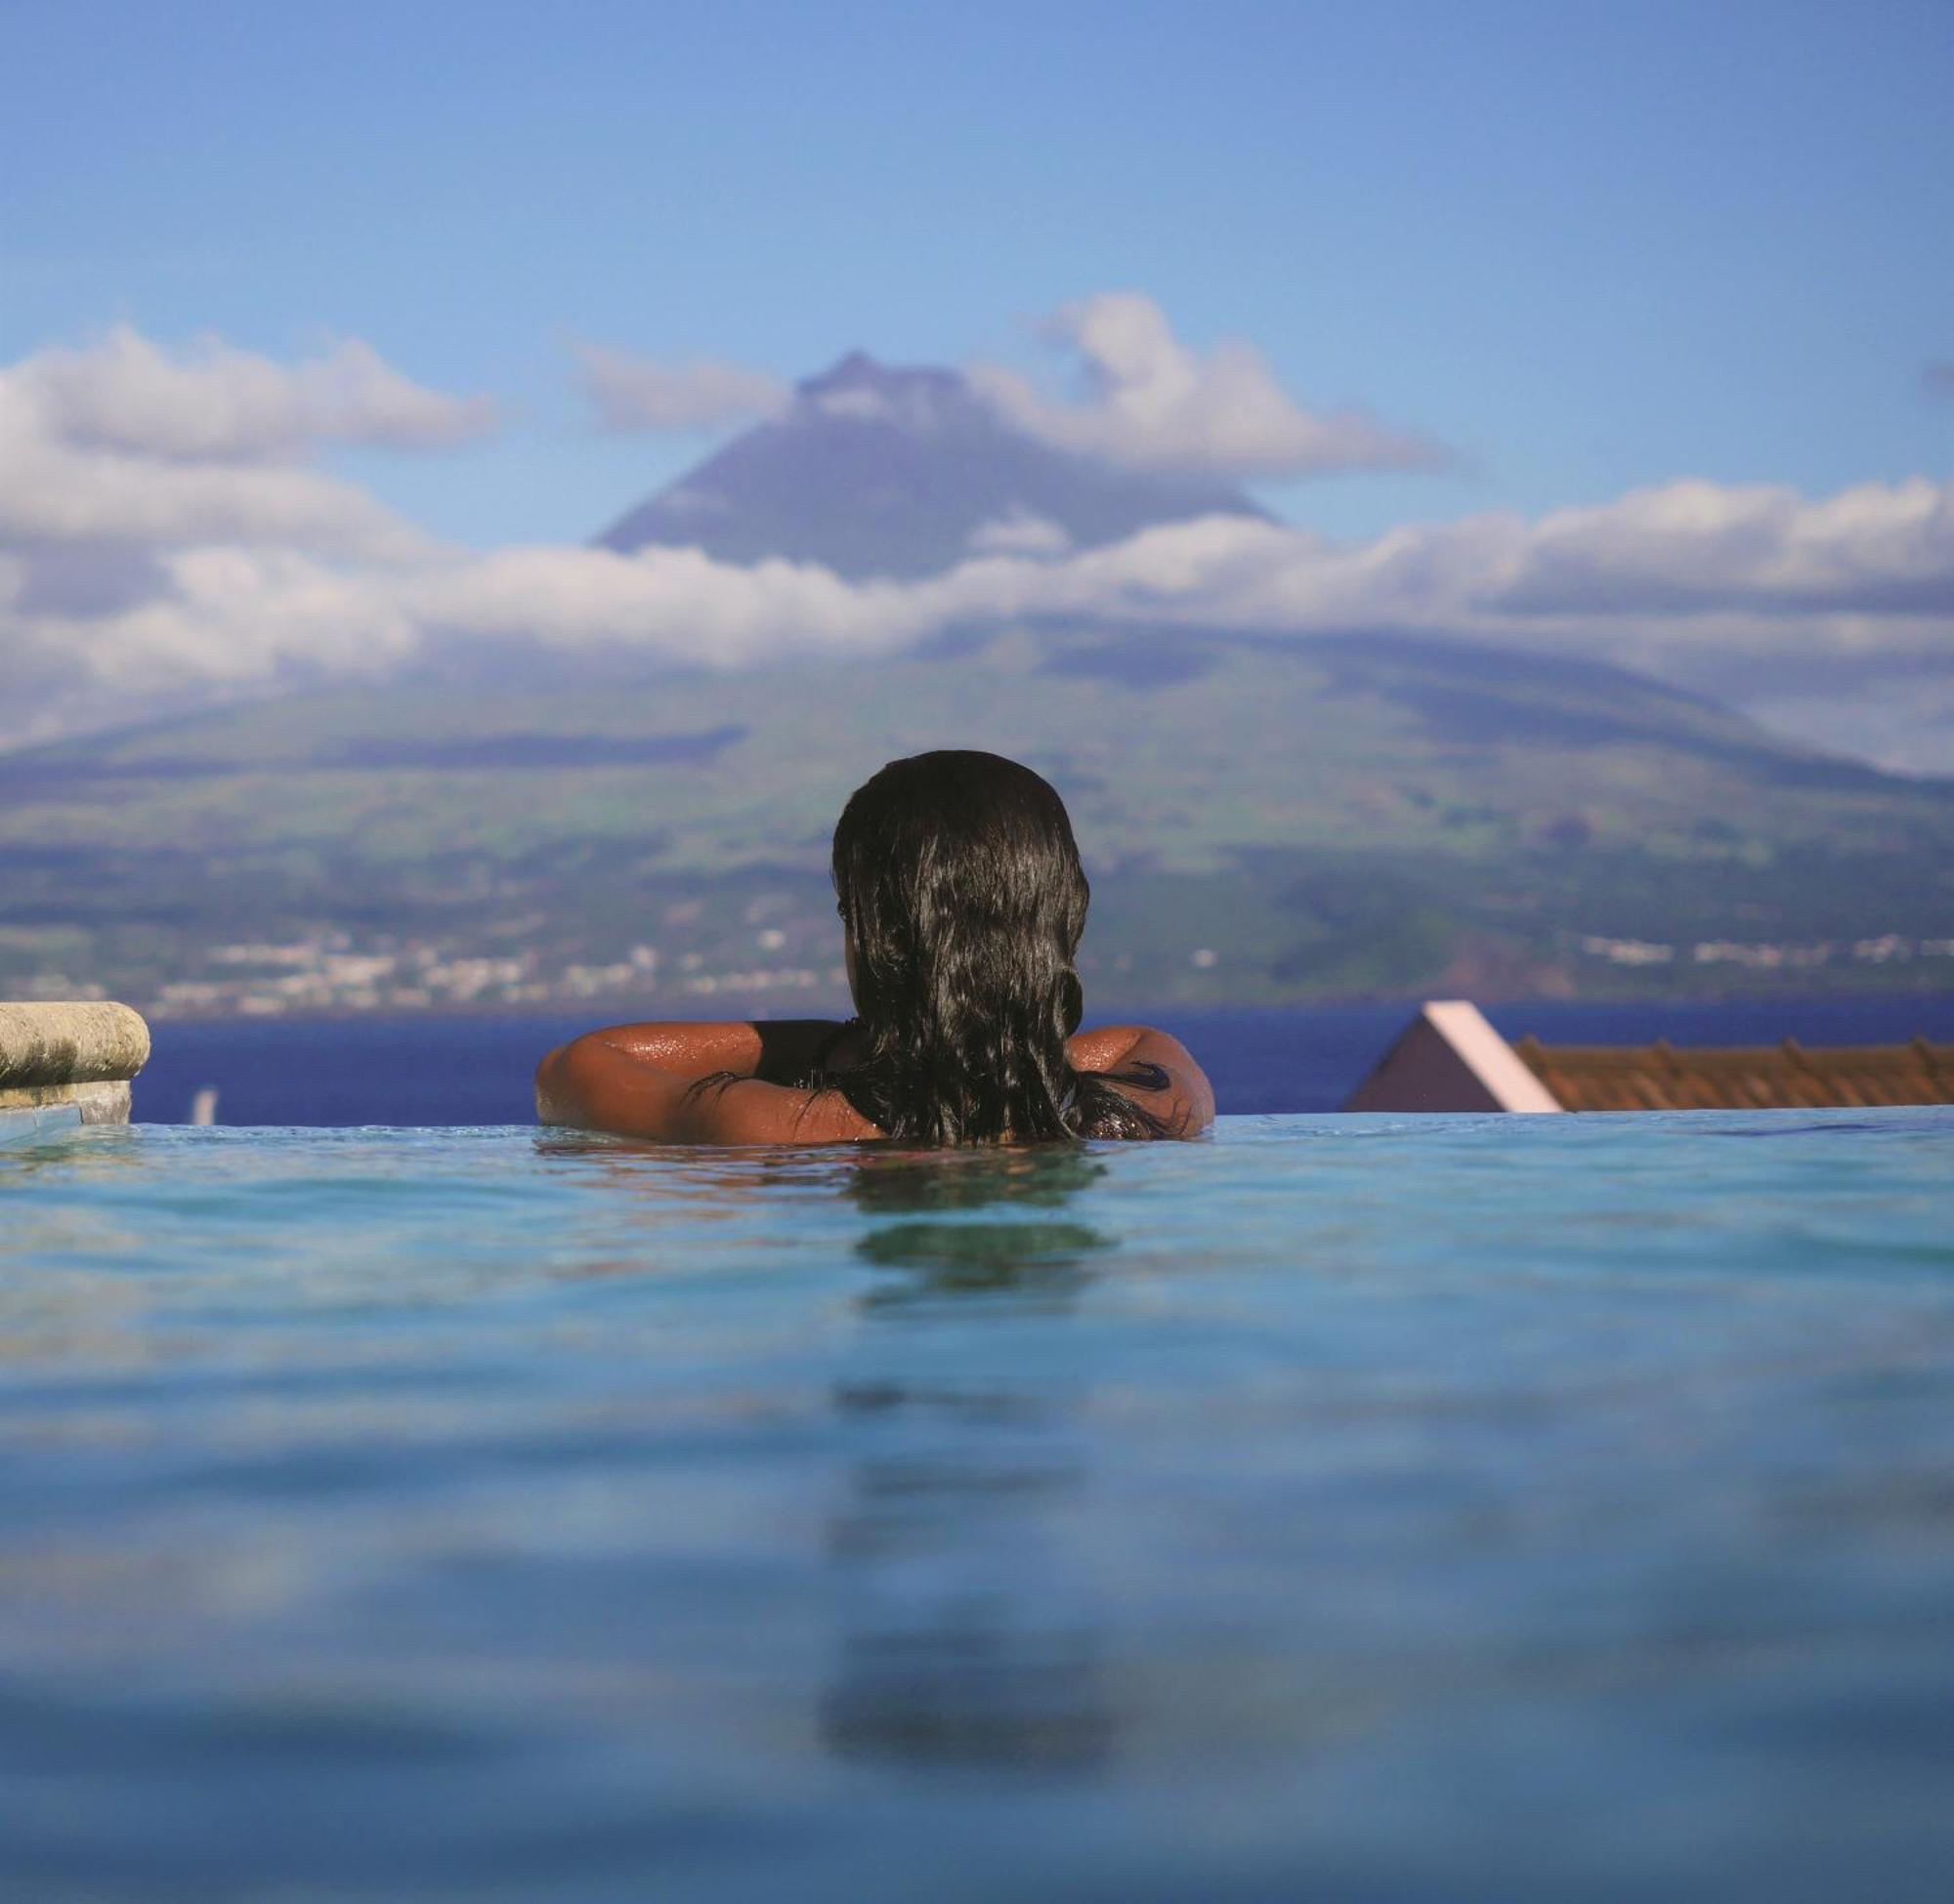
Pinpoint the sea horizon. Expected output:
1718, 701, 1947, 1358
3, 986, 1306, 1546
129, 992, 1954, 1126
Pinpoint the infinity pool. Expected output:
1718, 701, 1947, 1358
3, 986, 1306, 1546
3, 1113, 1951, 1901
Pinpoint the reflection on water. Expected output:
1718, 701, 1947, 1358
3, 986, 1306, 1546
0, 1124, 144, 1191
820, 1368, 1113, 1773
822, 1606, 1113, 1769
855, 1219, 1109, 1287
818, 1384, 1114, 1772
849, 1147, 1115, 1300
825, 1146, 1117, 1770
844, 1145, 1109, 1213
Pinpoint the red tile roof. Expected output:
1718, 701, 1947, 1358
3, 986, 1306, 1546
1512, 1036, 1953, 1112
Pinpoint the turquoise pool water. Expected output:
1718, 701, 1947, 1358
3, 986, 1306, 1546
2, 1112, 1951, 1901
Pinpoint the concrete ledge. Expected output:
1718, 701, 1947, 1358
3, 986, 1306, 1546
0, 1078, 134, 1121
0, 1001, 149, 1126
0, 1101, 86, 1146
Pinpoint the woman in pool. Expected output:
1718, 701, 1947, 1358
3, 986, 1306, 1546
535, 750, 1213, 1145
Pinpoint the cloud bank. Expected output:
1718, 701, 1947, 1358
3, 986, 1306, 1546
0, 328, 488, 563
567, 296, 1448, 479
18, 325, 496, 461
572, 340, 793, 432
3, 321, 1951, 771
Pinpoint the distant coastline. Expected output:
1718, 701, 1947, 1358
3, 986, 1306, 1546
8, 627, 1952, 1036
46, 951, 1953, 1031
20, 922, 1953, 1029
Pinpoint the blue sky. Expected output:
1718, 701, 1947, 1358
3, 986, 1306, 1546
6, 0, 1949, 548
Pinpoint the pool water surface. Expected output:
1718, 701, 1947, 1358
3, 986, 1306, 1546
2, 1112, 1951, 1901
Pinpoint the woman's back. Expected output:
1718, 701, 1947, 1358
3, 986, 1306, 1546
534, 751, 1213, 1146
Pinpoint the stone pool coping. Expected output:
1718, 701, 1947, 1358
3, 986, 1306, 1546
0, 1001, 150, 1142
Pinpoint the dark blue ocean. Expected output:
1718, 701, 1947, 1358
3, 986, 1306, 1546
132, 994, 1954, 1124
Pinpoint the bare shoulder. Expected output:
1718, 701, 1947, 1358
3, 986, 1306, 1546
1071, 1024, 1216, 1139
534, 1027, 881, 1144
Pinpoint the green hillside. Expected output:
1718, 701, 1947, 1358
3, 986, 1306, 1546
3, 626, 1951, 1016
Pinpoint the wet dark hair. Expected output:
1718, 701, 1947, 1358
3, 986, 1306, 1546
822, 750, 1168, 1145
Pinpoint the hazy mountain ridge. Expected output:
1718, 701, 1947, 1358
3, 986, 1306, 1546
6, 353, 1948, 1014
597, 352, 1272, 578
4, 623, 1950, 1015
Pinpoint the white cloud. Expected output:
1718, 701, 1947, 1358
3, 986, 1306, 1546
407, 545, 932, 667
0, 329, 487, 559
809, 385, 898, 422
17, 325, 496, 461
573, 339, 792, 432
15, 475, 1947, 719
0, 389, 431, 560
56, 547, 421, 693
1487, 477, 1954, 617
967, 292, 1449, 479
965, 509, 1074, 558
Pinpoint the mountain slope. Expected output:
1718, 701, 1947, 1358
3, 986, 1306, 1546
597, 353, 1272, 578
9, 346, 1949, 1016
3, 625, 1949, 1015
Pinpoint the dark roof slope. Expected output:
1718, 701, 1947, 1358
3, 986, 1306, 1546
1514, 1037, 1954, 1111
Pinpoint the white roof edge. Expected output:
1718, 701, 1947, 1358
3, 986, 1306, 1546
1421, 1001, 1562, 1113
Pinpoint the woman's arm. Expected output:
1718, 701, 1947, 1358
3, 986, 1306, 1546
1067, 1024, 1216, 1138
539, 1019, 847, 1084
534, 1017, 1211, 1144
534, 1020, 877, 1143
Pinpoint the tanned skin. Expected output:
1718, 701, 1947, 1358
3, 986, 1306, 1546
534, 1017, 1214, 1145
